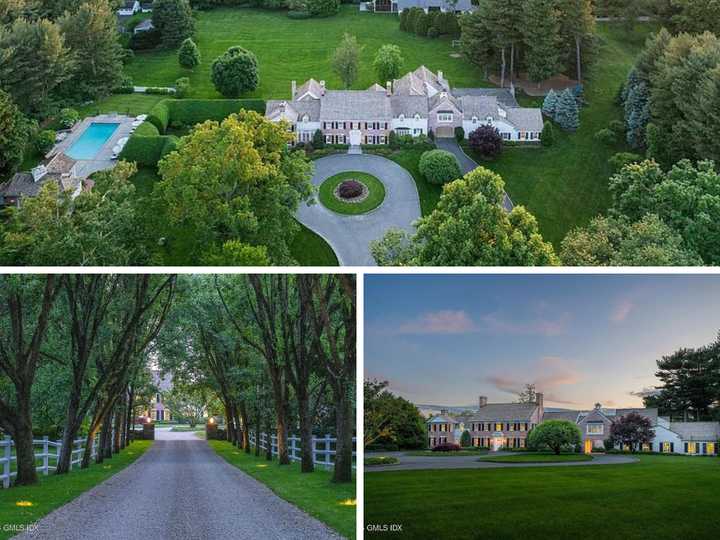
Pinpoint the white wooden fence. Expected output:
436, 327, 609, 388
0, 436, 98, 489
249, 433, 357, 469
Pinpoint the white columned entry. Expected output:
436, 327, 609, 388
349, 130, 361, 146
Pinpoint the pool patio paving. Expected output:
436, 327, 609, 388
48, 113, 136, 178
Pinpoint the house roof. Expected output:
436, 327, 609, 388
0, 171, 79, 199
391, 95, 428, 118
368, 83, 386, 92
465, 403, 539, 422
542, 410, 581, 423
452, 87, 520, 108
319, 90, 392, 121
135, 19, 154, 31
506, 107, 543, 132
296, 79, 325, 100
121, 0, 137, 8
427, 415, 457, 424
393, 66, 449, 97
47, 153, 76, 175
266, 99, 321, 123
459, 95, 499, 119
396, 0, 474, 11
669, 422, 720, 441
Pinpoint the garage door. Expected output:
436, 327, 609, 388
435, 126, 454, 138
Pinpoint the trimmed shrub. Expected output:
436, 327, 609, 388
119, 134, 179, 167
414, 11, 430, 36
608, 151, 642, 171
175, 77, 191, 98
468, 125, 503, 159
419, 149, 461, 185
130, 28, 161, 50
608, 119, 625, 135
427, 128, 434, 141
365, 456, 399, 466
432, 443, 461, 452
168, 99, 265, 125
307, 0, 340, 17
594, 128, 616, 145
134, 121, 160, 137
145, 87, 175, 95
338, 179, 364, 198
148, 101, 171, 132
35, 129, 56, 154
460, 430, 471, 447
312, 128, 325, 149
211, 46, 259, 98
454, 126, 465, 141
178, 38, 201, 69
604, 439, 615, 451
427, 26, 439, 38
540, 120, 554, 147
388, 130, 398, 149
58, 108, 79, 129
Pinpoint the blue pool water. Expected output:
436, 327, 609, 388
66, 123, 120, 160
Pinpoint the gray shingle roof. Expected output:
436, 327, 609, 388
542, 410, 581, 423
466, 403, 539, 422
452, 88, 519, 108
396, 0, 474, 13
319, 90, 392, 121
391, 95, 428, 117
427, 415, 457, 424
459, 95, 498, 119
669, 422, 720, 441
506, 107, 543, 132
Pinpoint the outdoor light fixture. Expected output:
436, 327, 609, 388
339, 499, 356, 507
15, 501, 33, 507
208, 417, 215, 425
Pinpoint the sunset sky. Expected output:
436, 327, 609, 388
364, 274, 720, 410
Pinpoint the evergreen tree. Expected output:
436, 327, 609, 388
0, 89, 30, 180
542, 89, 558, 117
556, 0, 595, 82
152, 0, 194, 49
540, 120, 555, 146
178, 37, 201, 69
522, 0, 561, 84
459, 7, 496, 76
58, 0, 124, 101
554, 88, 580, 131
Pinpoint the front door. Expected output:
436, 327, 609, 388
349, 130, 361, 146
584, 439, 593, 454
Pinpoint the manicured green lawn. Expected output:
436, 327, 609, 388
319, 171, 385, 215
0, 441, 152, 540
463, 23, 656, 247
478, 452, 592, 463
365, 454, 720, 539
125, 6, 487, 99
388, 148, 441, 217
404, 449, 489, 457
78, 93, 167, 118
209, 440, 355, 539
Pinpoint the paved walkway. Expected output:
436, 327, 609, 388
365, 451, 638, 472
296, 153, 421, 266
434, 137, 514, 211
18, 438, 341, 540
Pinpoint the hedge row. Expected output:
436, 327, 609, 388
147, 98, 266, 134
119, 135, 180, 167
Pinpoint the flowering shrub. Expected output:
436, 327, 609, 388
432, 443, 461, 452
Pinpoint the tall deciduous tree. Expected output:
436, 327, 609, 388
332, 33, 360, 89
211, 46, 258, 98
527, 420, 581, 454
373, 44, 403, 84
0, 275, 60, 485
609, 412, 654, 451
58, 0, 124, 100
0, 17, 73, 114
0, 89, 30, 180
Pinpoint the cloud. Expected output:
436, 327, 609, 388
396, 310, 476, 334
629, 387, 660, 398
484, 356, 582, 405
480, 312, 569, 336
611, 299, 635, 323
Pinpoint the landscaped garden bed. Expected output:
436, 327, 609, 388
478, 453, 593, 464
365, 456, 400, 466
318, 171, 385, 215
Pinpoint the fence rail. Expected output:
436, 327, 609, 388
0, 436, 98, 489
248, 432, 356, 469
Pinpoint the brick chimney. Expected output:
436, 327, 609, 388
319, 80, 326, 95
594, 402, 602, 410
536, 392, 544, 409
478, 396, 487, 408
291, 80, 296, 99
440, 409, 448, 415
437, 70, 443, 82
386, 80, 392, 96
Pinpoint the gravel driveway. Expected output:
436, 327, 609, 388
296, 153, 421, 266
365, 451, 638, 472
17, 438, 342, 540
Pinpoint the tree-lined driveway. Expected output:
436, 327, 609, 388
365, 451, 637, 472
18, 438, 342, 540
296, 154, 421, 266
434, 138, 514, 212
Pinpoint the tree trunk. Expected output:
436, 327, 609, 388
575, 36, 582, 83
332, 389, 353, 483
509, 42, 515, 84
264, 420, 272, 461
81, 424, 100, 468
500, 47, 506, 88
125, 389, 135, 444
224, 403, 236, 444
238, 402, 250, 453
13, 417, 37, 486
254, 414, 261, 457
275, 402, 290, 465
113, 407, 122, 454
298, 392, 314, 473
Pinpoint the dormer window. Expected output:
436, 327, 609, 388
414, 113, 420, 120
301, 114, 309, 123
498, 107, 507, 118
471, 116, 478, 124
486, 116, 493, 124
398, 114, 405, 121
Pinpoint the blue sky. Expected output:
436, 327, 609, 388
364, 274, 720, 409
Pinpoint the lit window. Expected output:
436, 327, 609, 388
642, 443, 650, 452
586, 424, 604, 435
662, 442, 671, 453
437, 112, 453, 123
495, 423, 502, 431
707, 442, 715, 454
688, 442, 697, 454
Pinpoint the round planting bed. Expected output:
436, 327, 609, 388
318, 171, 386, 215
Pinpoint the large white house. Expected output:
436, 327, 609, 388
266, 66, 543, 145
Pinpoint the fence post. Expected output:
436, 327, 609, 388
42, 436, 49, 475
325, 433, 332, 467
2, 436, 10, 488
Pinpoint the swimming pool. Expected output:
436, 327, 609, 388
66, 123, 120, 160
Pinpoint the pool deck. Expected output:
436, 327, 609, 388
48, 114, 135, 178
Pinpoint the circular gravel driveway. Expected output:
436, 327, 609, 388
297, 153, 421, 266
18, 438, 342, 540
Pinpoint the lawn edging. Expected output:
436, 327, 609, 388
477, 453, 593, 464
208, 440, 355, 539
0, 440, 152, 540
